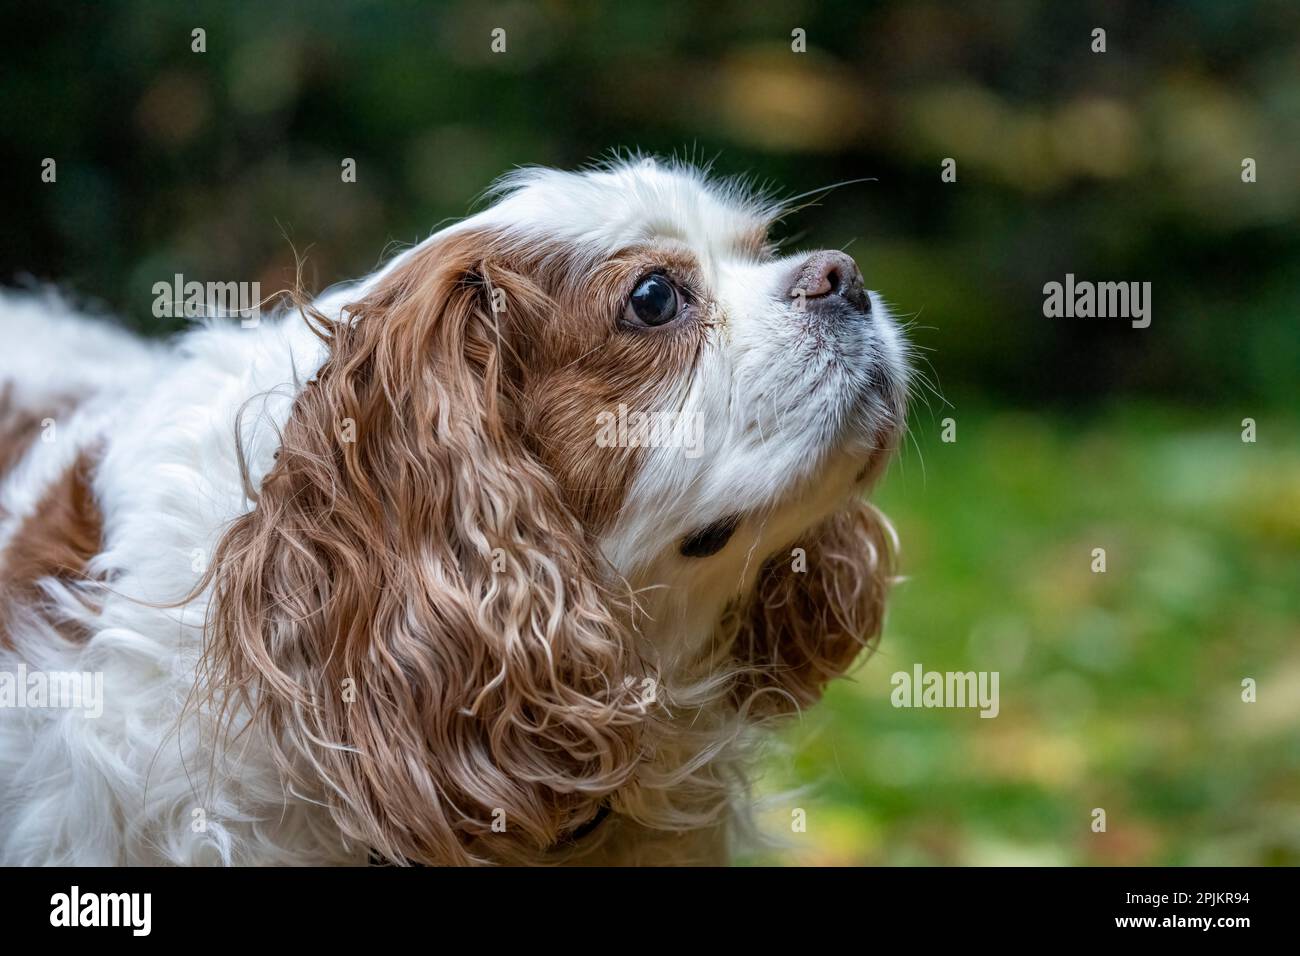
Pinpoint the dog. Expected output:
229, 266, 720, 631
0, 157, 908, 865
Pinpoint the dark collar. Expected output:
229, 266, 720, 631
564, 802, 613, 845
367, 804, 614, 865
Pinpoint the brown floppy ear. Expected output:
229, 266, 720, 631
724, 500, 897, 717
198, 232, 647, 865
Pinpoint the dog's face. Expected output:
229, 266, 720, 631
446, 160, 908, 583
201, 159, 907, 865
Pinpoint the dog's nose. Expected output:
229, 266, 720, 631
789, 251, 870, 314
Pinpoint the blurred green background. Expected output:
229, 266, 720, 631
2, 1, 1296, 864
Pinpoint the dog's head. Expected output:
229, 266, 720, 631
200, 158, 908, 864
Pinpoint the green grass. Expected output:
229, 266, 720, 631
742, 406, 1300, 865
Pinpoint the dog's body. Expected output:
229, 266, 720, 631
0, 295, 342, 864
0, 159, 906, 865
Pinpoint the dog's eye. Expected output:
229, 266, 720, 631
625, 274, 679, 327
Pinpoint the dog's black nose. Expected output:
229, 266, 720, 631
789, 251, 870, 315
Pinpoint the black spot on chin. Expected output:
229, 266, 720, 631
679, 514, 741, 558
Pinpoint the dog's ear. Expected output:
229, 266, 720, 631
198, 231, 649, 865
724, 501, 896, 717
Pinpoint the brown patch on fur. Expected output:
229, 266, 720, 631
195, 229, 659, 865
517, 240, 708, 531
724, 500, 896, 716
0, 448, 103, 648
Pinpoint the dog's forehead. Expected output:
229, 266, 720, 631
466, 161, 771, 262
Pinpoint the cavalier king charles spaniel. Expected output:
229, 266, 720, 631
0, 157, 908, 865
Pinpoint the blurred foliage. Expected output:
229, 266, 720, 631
2, 0, 1298, 406
1, 2, 1296, 865
745, 407, 1300, 865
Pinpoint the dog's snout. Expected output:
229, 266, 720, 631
789, 251, 870, 314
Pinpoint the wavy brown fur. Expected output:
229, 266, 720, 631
193, 231, 897, 865
725, 502, 896, 718
195, 234, 653, 865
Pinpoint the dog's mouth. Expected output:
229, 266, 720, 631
675, 419, 900, 563
844, 355, 908, 486
855, 413, 906, 476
